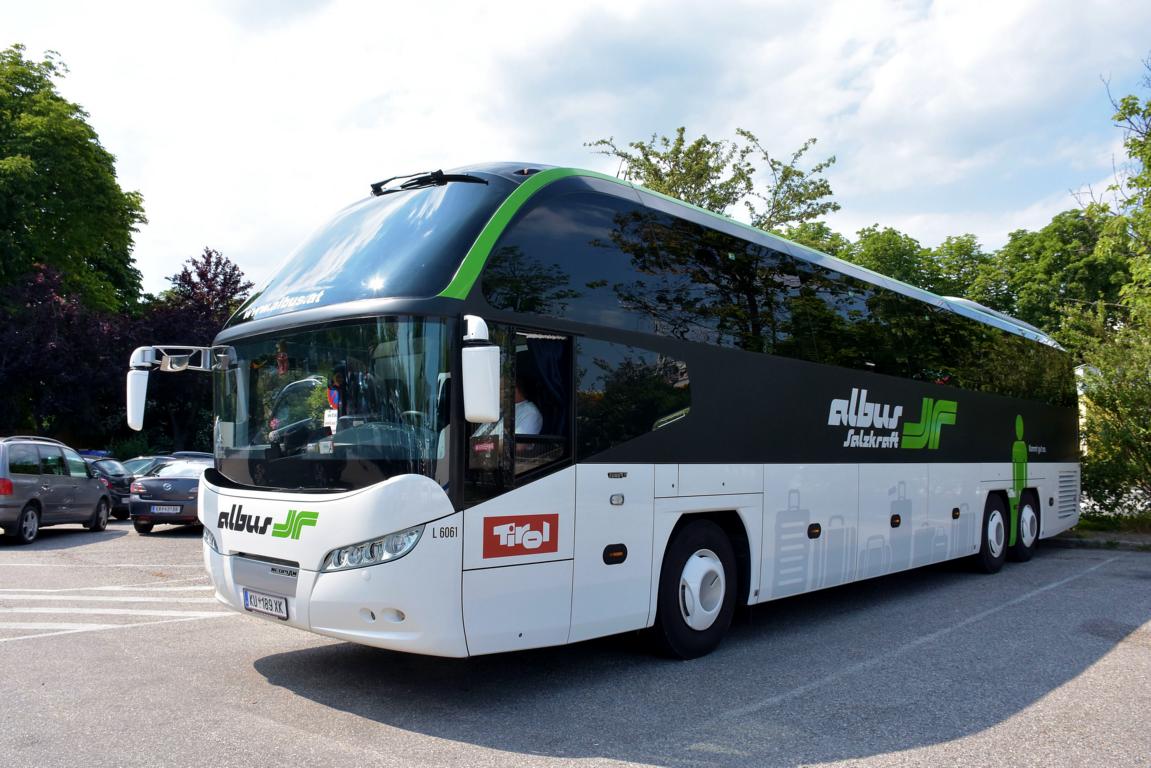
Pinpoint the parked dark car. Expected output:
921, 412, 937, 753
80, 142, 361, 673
85, 458, 132, 520
121, 455, 175, 480
129, 460, 211, 534
1, 436, 112, 544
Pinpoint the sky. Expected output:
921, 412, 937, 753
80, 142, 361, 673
6, 0, 1151, 296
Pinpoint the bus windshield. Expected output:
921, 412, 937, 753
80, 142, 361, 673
229, 176, 513, 326
213, 317, 452, 492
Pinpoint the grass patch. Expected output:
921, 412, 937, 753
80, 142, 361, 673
1077, 513, 1151, 535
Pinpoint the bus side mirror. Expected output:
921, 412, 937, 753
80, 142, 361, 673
127, 369, 149, 431
462, 315, 499, 424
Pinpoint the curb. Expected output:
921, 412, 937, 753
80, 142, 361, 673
1046, 535, 1151, 553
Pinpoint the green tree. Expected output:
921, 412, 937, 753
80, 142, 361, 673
0, 44, 145, 312
587, 127, 754, 214
140, 248, 253, 450
1079, 58, 1151, 513
842, 225, 942, 292
780, 221, 852, 260
986, 208, 1128, 334
0, 265, 132, 442
737, 132, 841, 231
1080, 300, 1151, 511
933, 234, 993, 300
587, 127, 839, 230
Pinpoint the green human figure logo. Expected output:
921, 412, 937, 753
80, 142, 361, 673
1010, 415, 1028, 547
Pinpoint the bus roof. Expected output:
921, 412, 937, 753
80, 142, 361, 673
230, 161, 1059, 350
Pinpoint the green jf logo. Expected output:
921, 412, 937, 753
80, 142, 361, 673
901, 398, 958, 450
271, 509, 319, 540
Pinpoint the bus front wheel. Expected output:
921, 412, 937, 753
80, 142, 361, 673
652, 519, 736, 659
974, 495, 1008, 574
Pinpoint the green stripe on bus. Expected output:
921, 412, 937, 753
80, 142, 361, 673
438, 168, 622, 300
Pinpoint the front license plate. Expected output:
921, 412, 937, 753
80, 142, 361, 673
150, 505, 182, 514
243, 589, 288, 620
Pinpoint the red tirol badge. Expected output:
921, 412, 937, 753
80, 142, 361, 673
483, 514, 559, 558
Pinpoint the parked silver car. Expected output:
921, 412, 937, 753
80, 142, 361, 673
0, 436, 112, 544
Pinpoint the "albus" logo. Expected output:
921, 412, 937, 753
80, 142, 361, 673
483, 514, 559, 558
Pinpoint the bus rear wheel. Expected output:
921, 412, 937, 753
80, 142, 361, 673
1009, 491, 1040, 562
974, 495, 1008, 574
652, 519, 736, 660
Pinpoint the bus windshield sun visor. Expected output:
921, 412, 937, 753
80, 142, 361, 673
370, 169, 489, 197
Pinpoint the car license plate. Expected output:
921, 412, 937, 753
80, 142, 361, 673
150, 505, 182, 514
243, 589, 288, 620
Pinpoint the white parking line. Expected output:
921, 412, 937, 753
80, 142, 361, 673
0, 594, 218, 603
0, 622, 119, 631
0, 586, 212, 593
0, 563, 206, 568
0, 614, 233, 644
0, 607, 225, 618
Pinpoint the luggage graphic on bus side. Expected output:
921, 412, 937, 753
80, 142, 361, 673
889, 481, 913, 572
912, 522, 948, 568
815, 513, 857, 589
772, 490, 811, 598
950, 501, 975, 558
859, 533, 889, 579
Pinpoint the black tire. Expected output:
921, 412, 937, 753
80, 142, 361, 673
87, 498, 110, 532
133, 520, 154, 535
652, 519, 737, 659
112, 510, 129, 521
1008, 490, 1040, 562
974, 494, 1008, 574
6, 504, 40, 545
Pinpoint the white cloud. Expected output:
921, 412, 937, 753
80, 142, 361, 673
6, 0, 1151, 299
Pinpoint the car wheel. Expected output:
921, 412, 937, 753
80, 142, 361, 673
6, 504, 41, 545
1008, 491, 1040, 562
133, 520, 154, 535
87, 498, 110, 532
974, 494, 1008, 574
651, 519, 737, 659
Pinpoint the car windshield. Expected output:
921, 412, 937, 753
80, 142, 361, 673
153, 461, 210, 479
93, 460, 127, 475
213, 316, 452, 492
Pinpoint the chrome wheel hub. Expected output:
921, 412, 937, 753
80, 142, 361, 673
679, 548, 725, 632
987, 509, 1005, 559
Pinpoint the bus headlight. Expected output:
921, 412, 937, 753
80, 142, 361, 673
322, 524, 425, 572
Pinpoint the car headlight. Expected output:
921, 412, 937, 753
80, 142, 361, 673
322, 525, 425, 572
202, 526, 220, 554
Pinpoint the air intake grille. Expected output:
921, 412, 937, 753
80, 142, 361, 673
1057, 470, 1080, 518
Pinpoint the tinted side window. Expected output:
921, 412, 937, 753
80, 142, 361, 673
576, 339, 691, 460
485, 181, 1074, 407
484, 189, 654, 330
39, 447, 66, 475
8, 444, 39, 475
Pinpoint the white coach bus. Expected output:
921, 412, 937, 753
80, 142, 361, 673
126, 164, 1080, 659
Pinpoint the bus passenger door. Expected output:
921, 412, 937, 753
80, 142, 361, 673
569, 465, 654, 643
461, 326, 578, 655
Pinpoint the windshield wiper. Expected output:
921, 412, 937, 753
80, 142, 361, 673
370, 169, 488, 197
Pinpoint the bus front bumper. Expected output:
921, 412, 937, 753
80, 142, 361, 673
204, 512, 469, 658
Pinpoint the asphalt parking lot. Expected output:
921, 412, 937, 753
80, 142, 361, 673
1, 521, 1149, 768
